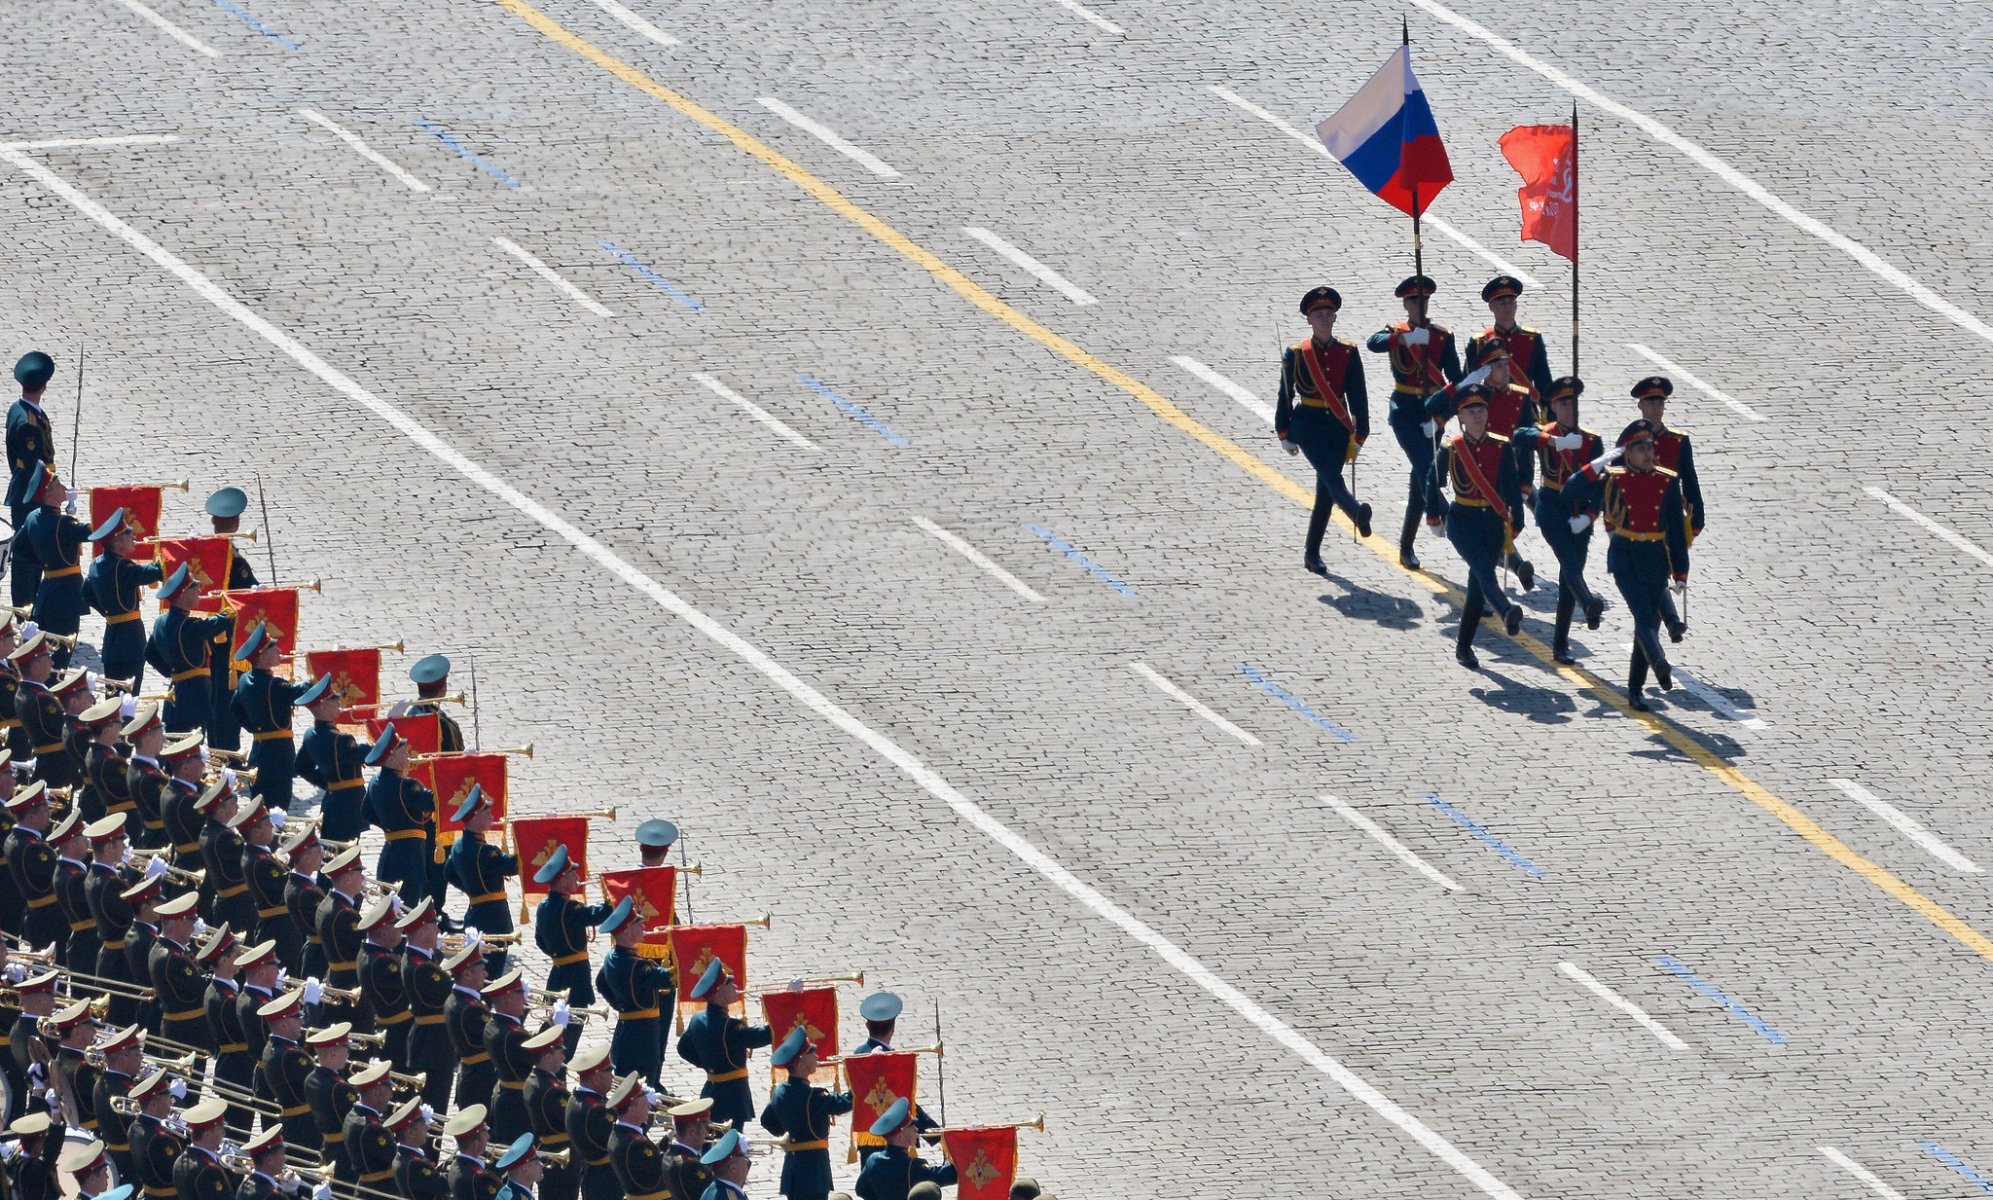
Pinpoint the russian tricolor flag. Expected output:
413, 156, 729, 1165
1316, 46, 1454, 217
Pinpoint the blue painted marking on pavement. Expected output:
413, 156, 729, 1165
1920, 1143, 1993, 1194
600, 241, 705, 312
1423, 792, 1544, 878
796, 374, 908, 446
412, 120, 524, 189
209, 0, 303, 50
1021, 524, 1137, 598
1236, 664, 1356, 742
1655, 955, 1788, 1045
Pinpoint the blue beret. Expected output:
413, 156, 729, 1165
698, 1129, 741, 1166
157, 563, 194, 602
409, 654, 451, 686
204, 487, 248, 519
364, 724, 399, 766
493, 1133, 536, 1172
450, 783, 487, 825
88, 507, 127, 543
296, 672, 333, 706
13, 352, 53, 389
689, 957, 726, 1001
868, 1097, 911, 1138
597, 895, 634, 936
23, 462, 47, 505
234, 621, 269, 661
635, 819, 678, 848
532, 844, 570, 886
770, 1025, 811, 1067
859, 992, 903, 1023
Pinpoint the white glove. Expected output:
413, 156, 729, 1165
1568, 515, 1593, 534
170, 1077, 187, 1100
313, 1183, 333, 1200
118, 846, 133, 868
419, 1104, 434, 1125
786, 978, 804, 993
644, 1088, 663, 1105
1552, 432, 1583, 451
1586, 446, 1624, 473
1282, 438, 1299, 456
304, 977, 324, 1006
390, 894, 405, 917
62, 495, 76, 515
463, 928, 483, 949
1420, 419, 1437, 439
268, 809, 287, 829
1403, 326, 1429, 347
1460, 365, 1492, 388
1670, 579, 1688, 596
222, 1140, 242, 1157
85, 671, 99, 691
386, 701, 412, 719
2, 963, 26, 984
26, 1062, 45, 1086
42, 1087, 58, 1109
0, 1141, 19, 1162
119, 696, 137, 720
550, 1000, 571, 1027
192, 918, 209, 940
19, 622, 38, 640
275, 967, 289, 988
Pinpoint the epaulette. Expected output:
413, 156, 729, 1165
1520, 325, 1541, 336
1488, 432, 1511, 444
1657, 465, 1679, 478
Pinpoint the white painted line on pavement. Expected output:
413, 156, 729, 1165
1817, 1148, 1907, 1200
296, 110, 432, 193
4, 149, 1530, 1200
962, 227, 1098, 306
584, 0, 680, 46
1129, 662, 1261, 746
911, 517, 1048, 603
688, 373, 819, 452
1407, 0, 1993, 352
1169, 356, 1274, 424
1208, 85, 1537, 288
756, 99, 901, 179
1047, 0, 1125, 35
0, 134, 182, 151
1316, 795, 1461, 892
491, 236, 614, 317
1557, 962, 1689, 1051
111, 0, 221, 57
1826, 778, 1981, 874
1866, 486, 1993, 571
1622, 645, 1766, 728
1624, 344, 1764, 422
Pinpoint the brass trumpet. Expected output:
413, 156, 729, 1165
342, 693, 467, 713
416, 743, 532, 762
935, 1112, 1046, 1133
348, 1029, 387, 1049
390, 1070, 427, 1091
205, 748, 250, 765
752, 972, 863, 996
441, 931, 520, 949
36, 631, 78, 651
317, 983, 363, 1004
90, 480, 190, 493
97, 677, 172, 703
128, 852, 205, 888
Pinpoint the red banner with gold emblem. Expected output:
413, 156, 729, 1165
598, 867, 677, 960
155, 536, 233, 613
760, 985, 838, 1080
366, 710, 439, 759
423, 752, 508, 837
223, 588, 301, 673
88, 485, 164, 559
841, 1051, 917, 1163
304, 648, 380, 726
942, 1127, 1019, 1200
668, 924, 747, 1011
513, 815, 588, 896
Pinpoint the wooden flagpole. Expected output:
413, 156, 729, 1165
1570, 99, 1580, 378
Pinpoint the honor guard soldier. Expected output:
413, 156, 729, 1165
445, 1105, 501, 1200
237, 1127, 294, 1200
8, 1111, 70, 1200
357, 895, 414, 1068
201, 487, 259, 754
75, 696, 126, 828
10, 632, 66, 782
151, 890, 210, 1049
855, 1098, 955, 1200
1513, 378, 1607, 662
365, 723, 434, 904
0, 623, 27, 773
1423, 385, 1527, 669
445, 785, 515, 970
563, 1045, 619, 1200
1276, 287, 1373, 575
533, 845, 609, 1055
121, 703, 170, 851
51, 668, 95, 788
296, 684, 367, 842
92, 1023, 144, 1182
676, 959, 771, 1136
852, 993, 938, 1142
444, 942, 496, 1120
201, 776, 256, 934
1366, 275, 1462, 569
8, 780, 65, 954
635, 819, 678, 868
343, 1059, 400, 1192
7, 352, 57, 607
304, 1021, 358, 1170
146, 564, 233, 737
697, 1129, 750, 1200
315, 844, 371, 1029
522, 1028, 577, 1200
51, 807, 94, 976
237, 799, 290, 960
171, 1098, 234, 1200
1573, 421, 1690, 711
87, 510, 162, 693
85, 816, 139, 1026
126, 1068, 181, 1200
1467, 276, 1554, 413
604, 1075, 671, 1200
199, 928, 254, 1136
18, 465, 91, 668
158, 732, 207, 886
401, 897, 457, 1111
596, 897, 669, 1088
494, 1133, 545, 1200
761, 1027, 851, 1200
391, 1097, 449, 1200
280, 822, 326, 979
407, 655, 466, 753
483, 968, 538, 1145
233, 629, 325, 812
1632, 377, 1701, 638
1424, 346, 1537, 591
257, 988, 317, 1154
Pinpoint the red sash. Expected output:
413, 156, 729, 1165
1294, 341, 1355, 437
1450, 435, 1512, 529
1389, 323, 1447, 392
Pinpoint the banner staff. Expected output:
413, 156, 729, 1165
254, 472, 279, 583
68, 342, 82, 482
1571, 98, 1580, 377
934, 998, 947, 1126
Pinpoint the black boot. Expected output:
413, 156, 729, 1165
1305, 505, 1330, 576
1512, 554, 1535, 592
1666, 615, 1688, 643
1355, 502, 1374, 539
1654, 656, 1674, 692
1503, 605, 1523, 637
1455, 643, 1480, 670
1553, 592, 1576, 664
1584, 594, 1604, 630
1398, 507, 1422, 569
1628, 648, 1650, 711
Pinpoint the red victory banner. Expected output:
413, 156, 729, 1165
305, 647, 381, 725
1499, 122, 1578, 262
943, 1127, 1020, 1200
366, 710, 439, 759
598, 867, 678, 960
425, 752, 509, 839
224, 588, 301, 670
760, 986, 838, 1079
156, 536, 234, 613
513, 814, 589, 898
842, 1051, 917, 1163
668, 924, 747, 1010
88, 485, 164, 559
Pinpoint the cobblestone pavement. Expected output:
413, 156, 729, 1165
3, 1, 1991, 1195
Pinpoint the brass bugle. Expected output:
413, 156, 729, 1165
285, 1164, 336, 1183
348, 1029, 387, 1050
36, 631, 78, 650
315, 838, 357, 854
933, 1112, 1046, 1134
317, 982, 362, 1004
540, 1149, 570, 1168
341, 693, 466, 713
416, 743, 532, 762
205, 748, 250, 765
530, 988, 569, 1005
441, 931, 519, 949
752, 972, 863, 995
390, 1070, 427, 1090
87, 480, 189, 495
220, 530, 258, 543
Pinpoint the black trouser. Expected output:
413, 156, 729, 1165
8, 502, 38, 607
1608, 541, 1672, 683
1446, 506, 1517, 646
1290, 407, 1362, 554
1388, 403, 1436, 523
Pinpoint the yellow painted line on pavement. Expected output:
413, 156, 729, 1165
490, 0, 1993, 964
